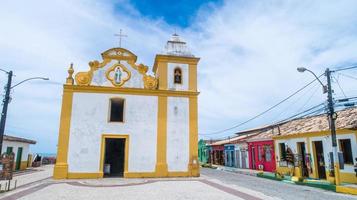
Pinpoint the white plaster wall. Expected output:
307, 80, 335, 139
310, 133, 357, 174
275, 138, 307, 161
1, 141, 30, 161
167, 97, 189, 171
91, 60, 144, 88
234, 143, 249, 168
167, 63, 188, 91
275, 133, 357, 174
68, 93, 158, 173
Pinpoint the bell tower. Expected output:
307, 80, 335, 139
153, 34, 199, 92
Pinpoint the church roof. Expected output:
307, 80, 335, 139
164, 34, 194, 57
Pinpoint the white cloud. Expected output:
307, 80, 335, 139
1, 0, 357, 151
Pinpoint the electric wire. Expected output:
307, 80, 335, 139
333, 75, 347, 98
333, 65, 357, 72
271, 80, 319, 123
338, 73, 357, 81
199, 74, 323, 136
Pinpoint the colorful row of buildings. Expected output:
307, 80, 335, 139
198, 107, 357, 184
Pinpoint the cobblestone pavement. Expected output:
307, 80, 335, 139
201, 168, 357, 200
0, 166, 356, 200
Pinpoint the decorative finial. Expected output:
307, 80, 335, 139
66, 63, 74, 85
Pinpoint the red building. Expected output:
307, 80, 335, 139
248, 140, 275, 172
208, 141, 226, 166
246, 128, 276, 172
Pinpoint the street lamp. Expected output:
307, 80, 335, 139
297, 67, 327, 93
297, 67, 341, 185
0, 69, 49, 155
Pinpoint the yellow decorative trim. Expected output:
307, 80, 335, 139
157, 61, 168, 90
75, 59, 111, 86
66, 63, 74, 85
64, 85, 199, 97
188, 63, 197, 91
153, 54, 200, 73
68, 172, 103, 179
143, 75, 158, 89
124, 172, 157, 178
340, 172, 357, 183
155, 96, 168, 176
188, 96, 199, 176
105, 63, 131, 87
101, 48, 137, 62
20, 161, 27, 170
311, 141, 319, 179
74, 48, 158, 89
53, 87, 74, 179
336, 185, 357, 195
273, 129, 357, 140
99, 134, 129, 177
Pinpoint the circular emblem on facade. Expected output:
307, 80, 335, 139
105, 63, 131, 87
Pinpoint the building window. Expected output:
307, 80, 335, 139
265, 145, 272, 162
174, 68, 182, 84
6, 146, 13, 154
109, 98, 125, 122
258, 146, 262, 161
279, 143, 286, 160
339, 139, 353, 164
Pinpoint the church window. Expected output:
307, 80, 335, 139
174, 68, 182, 84
109, 98, 125, 122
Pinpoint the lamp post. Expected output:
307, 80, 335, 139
297, 67, 340, 185
0, 69, 49, 155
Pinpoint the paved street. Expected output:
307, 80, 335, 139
201, 168, 357, 200
0, 166, 356, 200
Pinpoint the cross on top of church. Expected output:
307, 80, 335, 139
114, 29, 128, 48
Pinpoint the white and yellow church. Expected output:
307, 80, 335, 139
53, 34, 200, 179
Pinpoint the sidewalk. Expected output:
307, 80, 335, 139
0, 165, 53, 191
213, 165, 261, 177
208, 165, 357, 195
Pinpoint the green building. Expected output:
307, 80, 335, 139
198, 140, 209, 164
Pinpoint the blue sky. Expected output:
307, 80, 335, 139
126, 0, 223, 27
1, 0, 357, 153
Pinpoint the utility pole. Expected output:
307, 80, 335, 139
0, 71, 13, 155
325, 68, 341, 185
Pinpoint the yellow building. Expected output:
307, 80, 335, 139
273, 107, 357, 184
53, 34, 200, 179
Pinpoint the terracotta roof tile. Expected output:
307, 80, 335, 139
4, 135, 36, 144
242, 107, 357, 141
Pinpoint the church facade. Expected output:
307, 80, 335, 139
53, 34, 200, 179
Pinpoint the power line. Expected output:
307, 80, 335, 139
332, 65, 357, 72
338, 73, 357, 81
205, 96, 357, 140
199, 74, 323, 136
271, 80, 319, 123
333, 75, 347, 98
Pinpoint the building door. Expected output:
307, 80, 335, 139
230, 151, 234, 167
251, 146, 256, 169
16, 147, 23, 170
104, 138, 125, 177
262, 144, 274, 172
314, 141, 326, 179
242, 151, 247, 169
297, 142, 308, 177
236, 150, 240, 168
